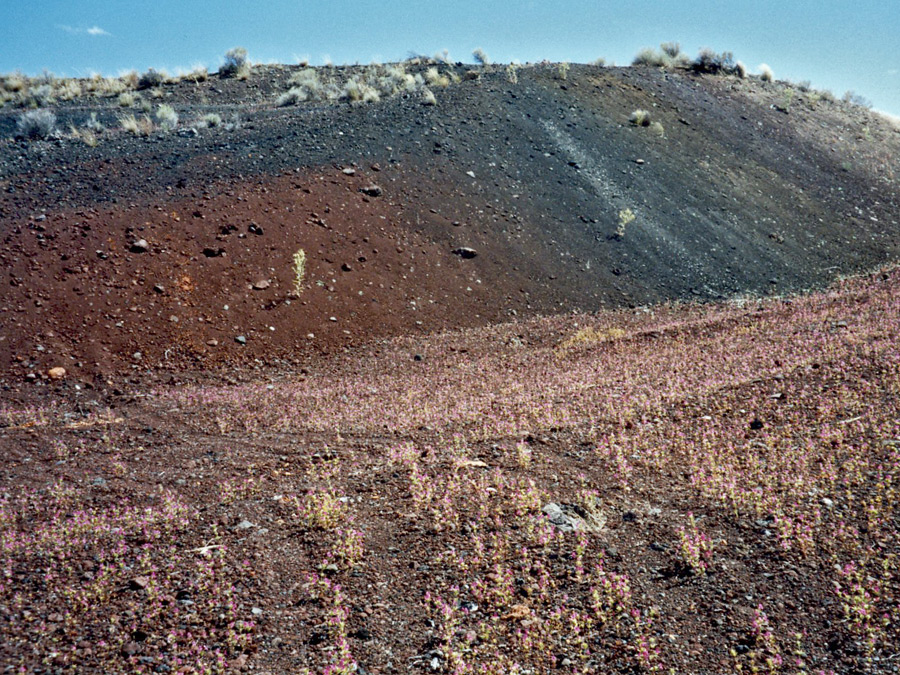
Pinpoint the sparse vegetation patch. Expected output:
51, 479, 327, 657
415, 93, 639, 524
16, 108, 57, 139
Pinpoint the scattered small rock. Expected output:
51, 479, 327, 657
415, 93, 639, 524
452, 247, 478, 259
542, 499, 606, 532
48, 366, 66, 380
252, 279, 271, 290
235, 335, 247, 345
229, 653, 249, 671
121, 641, 141, 656
342, 167, 356, 175
130, 239, 149, 253
203, 247, 225, 258
235, 519, 254, 530
129, 576, 150, 590
248, 223, 263, 235
359, 185, 383, 197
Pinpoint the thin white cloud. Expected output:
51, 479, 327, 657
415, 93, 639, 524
57, 24, 111, 37
887, 69, 898, 77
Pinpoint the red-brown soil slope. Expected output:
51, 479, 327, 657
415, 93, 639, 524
1, 63, 898, 383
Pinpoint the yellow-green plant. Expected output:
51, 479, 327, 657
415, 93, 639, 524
292, 248, 307, 295
616, 208, 635, 239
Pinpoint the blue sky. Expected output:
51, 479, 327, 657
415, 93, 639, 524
3, 1, 898, 114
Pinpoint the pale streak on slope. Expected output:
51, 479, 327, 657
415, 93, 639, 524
539, 118, 689, 257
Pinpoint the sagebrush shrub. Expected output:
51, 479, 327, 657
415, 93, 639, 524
842, 91, 872, 109
661, 42, 681, 59
17, 109, 56, 139
220, 47, 250, 78
472, 48, 491, 66
137, 68, 166, 90
691, 49, 739, 75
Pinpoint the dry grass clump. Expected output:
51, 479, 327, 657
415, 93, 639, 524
633, 42, 689, 68
86, 74, 131, 98
421, 87, 437, 106
70, 126, 99, 147
424, 66, 451, 88
629, 109, 652, 126
758, 63, 775, 82
277, 63, 439, 108
343, 76, 380, 103
71, 112, 103, 146
2, 72, 27, 93
155, 104, 178, 131
277, 68, 338, 105
119, 113, 154, 136
198, 112, 223, 128
55, 79, 82, 100
184, 65, 208, 83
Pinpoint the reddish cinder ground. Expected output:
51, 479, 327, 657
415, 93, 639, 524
1, 62, 899, 675
1, 166, 535, 383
